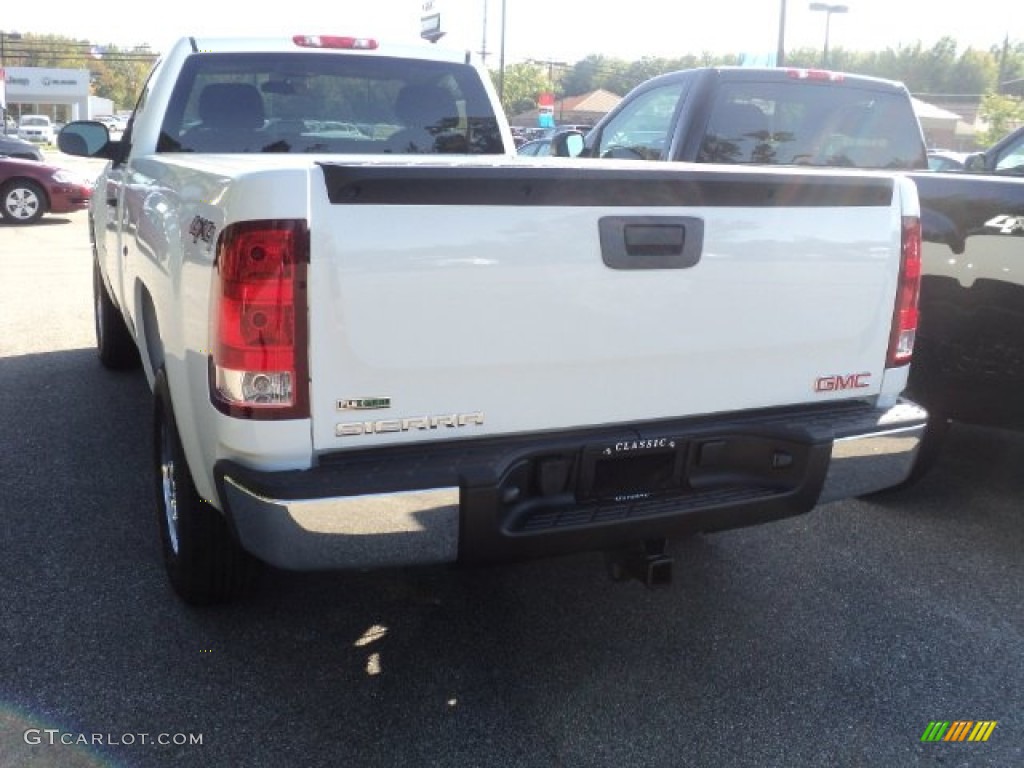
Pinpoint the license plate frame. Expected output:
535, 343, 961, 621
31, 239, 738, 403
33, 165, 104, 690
577, 438, 687, 502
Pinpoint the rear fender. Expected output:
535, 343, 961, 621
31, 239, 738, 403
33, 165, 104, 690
921, 206, 964, 255
135, 282, 164, 389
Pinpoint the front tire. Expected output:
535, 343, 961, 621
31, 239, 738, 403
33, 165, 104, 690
154, 369, 260, 604
93, 261, 141, 369
1, 179, 46, 224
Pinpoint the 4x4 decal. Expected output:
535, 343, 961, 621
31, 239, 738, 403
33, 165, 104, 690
189, 215, 216, 244
983, 214, 1024, 234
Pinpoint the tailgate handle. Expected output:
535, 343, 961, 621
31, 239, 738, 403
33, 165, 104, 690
599, 216, 703, 270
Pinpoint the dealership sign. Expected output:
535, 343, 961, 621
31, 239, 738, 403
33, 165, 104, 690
421, 0, 445, 43
2, 67, 89, 97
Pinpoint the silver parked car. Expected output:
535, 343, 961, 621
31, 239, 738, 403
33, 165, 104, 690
926, 149, 967, 172
0, 134, 45, 162
517, 138, 552, 157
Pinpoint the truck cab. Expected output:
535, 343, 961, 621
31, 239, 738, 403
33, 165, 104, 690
554, 67, 928, 172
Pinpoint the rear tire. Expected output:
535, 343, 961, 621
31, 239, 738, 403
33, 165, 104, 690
154, 369, 260, 604
93, 260, 141, 369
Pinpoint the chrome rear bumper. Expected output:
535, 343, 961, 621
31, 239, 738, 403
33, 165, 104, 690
221, 479, 459, 570
217, 399, 927, 571
818, 401, 927, 503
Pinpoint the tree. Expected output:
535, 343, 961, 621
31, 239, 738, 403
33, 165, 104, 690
923, 37, 960, 92
11, 32, 1024, 128
561, 56, 629, 98
951, 49, 999, 96
89, 47, 155, 109
558, 53, 737, 100
977, 93, 1024, 145
492, 62, 549, 116
2, 34, 156, 111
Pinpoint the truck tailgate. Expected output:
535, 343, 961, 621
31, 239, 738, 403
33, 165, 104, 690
307, 162, 903, 453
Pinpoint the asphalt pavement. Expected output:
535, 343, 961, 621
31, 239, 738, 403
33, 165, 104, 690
0, 191, 1021, 768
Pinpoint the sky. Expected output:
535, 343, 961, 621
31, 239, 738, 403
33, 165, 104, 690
1, 0, 1018, 67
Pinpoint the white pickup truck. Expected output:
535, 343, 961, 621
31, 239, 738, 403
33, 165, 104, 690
60, 34, 927, 604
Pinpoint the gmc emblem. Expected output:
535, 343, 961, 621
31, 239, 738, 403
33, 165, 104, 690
814, 372, 872, 392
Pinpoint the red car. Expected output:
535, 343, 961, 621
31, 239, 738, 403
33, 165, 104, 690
0, 156, 92, 224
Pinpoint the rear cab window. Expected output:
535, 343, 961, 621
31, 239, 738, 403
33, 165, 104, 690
994, 132, 1024, 174
591, 80, 691, 161
156, 52, 504, 155
698, 77, 927, 170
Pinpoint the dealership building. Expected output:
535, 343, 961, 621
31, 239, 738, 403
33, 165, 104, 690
1, 66, 112, 127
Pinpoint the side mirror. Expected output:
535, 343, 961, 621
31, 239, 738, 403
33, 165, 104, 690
58, 120, 120, 160
962, 152, 987, 173
550, 130, 586, 158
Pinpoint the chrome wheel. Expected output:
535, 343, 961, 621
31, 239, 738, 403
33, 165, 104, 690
158, 419, 181, 556
153, 368, 259, 604
1, 181, 45, 224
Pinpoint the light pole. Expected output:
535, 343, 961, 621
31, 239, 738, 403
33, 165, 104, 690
1, 31, 23, 135
479, 0, 489, 64
808, 3, 847, 68
776, 0, 787, 67
498, 0, 507, 105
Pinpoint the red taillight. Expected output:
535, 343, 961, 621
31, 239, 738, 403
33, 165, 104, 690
887, 215, 922, 367
292, 35, 378, 50
786, 69, 845, 82
210, 220, 309, 419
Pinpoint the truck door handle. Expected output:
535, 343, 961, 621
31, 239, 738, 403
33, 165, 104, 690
599, 216, 703, 269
